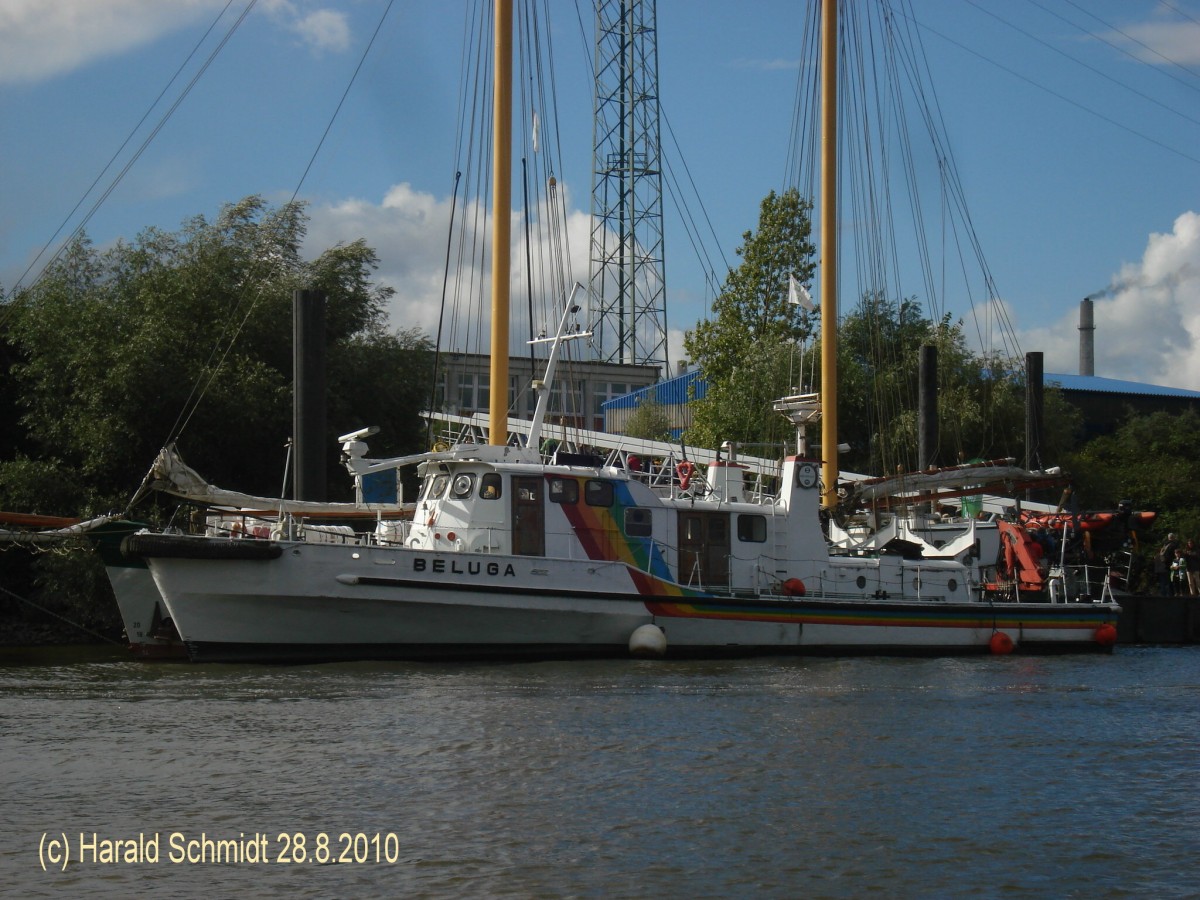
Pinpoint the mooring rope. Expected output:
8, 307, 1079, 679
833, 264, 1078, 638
0, 584, 122, 646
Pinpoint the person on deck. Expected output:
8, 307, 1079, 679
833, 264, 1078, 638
1185, 539, 1200, 596
1156, 533, 1180, 596
1170, 548, 1189, 596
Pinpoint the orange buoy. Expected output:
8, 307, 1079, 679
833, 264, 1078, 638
989, 631, 1014, 655
782, 578, 806, 597
1094, 623, 1118, 647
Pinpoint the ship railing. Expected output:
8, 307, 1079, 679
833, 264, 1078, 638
1062, 563, 1118, 604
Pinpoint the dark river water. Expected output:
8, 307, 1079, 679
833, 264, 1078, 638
1, 645, 1197, 898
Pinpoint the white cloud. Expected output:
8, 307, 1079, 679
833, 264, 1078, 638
0, 0, 223, 85
305, 183, 456, 338
304, 181, 593, 349
290, 9, 350, 54
1118, 21, 1200, 66
1016, 211, 1200, 390
0, 0, 350, 85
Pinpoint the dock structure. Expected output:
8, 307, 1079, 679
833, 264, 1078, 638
1117, 595, 1200, 644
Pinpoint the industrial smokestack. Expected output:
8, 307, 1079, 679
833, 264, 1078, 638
1079, 297, 1095, 377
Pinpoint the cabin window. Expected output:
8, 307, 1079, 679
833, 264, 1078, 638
737, 514, 767, 543
585, 480, 614, 507
450, 473, 475, 500
479, 473, 502, 500
624, 507, 652, 537
428, 474, 450, 499
548, 477, 579, 505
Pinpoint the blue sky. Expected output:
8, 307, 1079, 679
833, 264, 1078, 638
3, 0, 1200, 389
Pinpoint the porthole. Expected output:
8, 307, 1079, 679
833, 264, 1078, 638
948, 578, 958, 592
855, 576, 866, 589
451, 473, 475, 499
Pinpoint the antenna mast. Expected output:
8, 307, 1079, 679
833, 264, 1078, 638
589, 0, 668, 368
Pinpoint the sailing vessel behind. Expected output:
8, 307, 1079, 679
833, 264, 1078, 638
121, 1, 1120, 662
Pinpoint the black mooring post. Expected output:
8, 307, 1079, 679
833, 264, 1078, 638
1025, 350, 1044, 473
918, 343, 938, 472
293, 289, 327, 502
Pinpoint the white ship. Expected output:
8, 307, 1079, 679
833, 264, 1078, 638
122, 1, 1121, 662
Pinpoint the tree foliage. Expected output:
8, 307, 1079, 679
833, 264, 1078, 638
682, 188, 1082, 479
684, 188, 817, 450
834, 293, 1081, 476
1066, 409, 1200, 541
0, 196, 432, 517
622, 397, 673, 443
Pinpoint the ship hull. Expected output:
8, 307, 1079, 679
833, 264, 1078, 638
140, 538, 1120, 663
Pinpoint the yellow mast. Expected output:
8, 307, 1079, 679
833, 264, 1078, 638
819, 0, 839, 508
489, 0, 513, 446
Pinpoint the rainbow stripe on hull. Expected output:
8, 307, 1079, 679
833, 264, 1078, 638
645, 596, 1118, 652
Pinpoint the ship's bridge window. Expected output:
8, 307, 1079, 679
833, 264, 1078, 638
737, 514, 767, 543
624, 507, 652, 537
585, 480, 614, 507
479, 473, 502, 499
549, 477, 579, 505
428, 474, 450, 499
450, 473, 475, 500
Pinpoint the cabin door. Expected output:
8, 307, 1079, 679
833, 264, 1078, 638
678, 511, 730, 588
511, 476, 545, 557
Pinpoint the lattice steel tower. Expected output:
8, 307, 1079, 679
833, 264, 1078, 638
589, 0, 667, 368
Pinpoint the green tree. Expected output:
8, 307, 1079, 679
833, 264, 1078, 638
831, 294, 1069, 475
622, 396, 673, 443
1, 197, 433, 640
1, 196, 432, 516
679, 185, 1081, 477
684, 188, 817, 450
1067, 409, 1200, 541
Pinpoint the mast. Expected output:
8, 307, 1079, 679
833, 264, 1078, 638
489, 0, 513, 445
819, 0, 838, 507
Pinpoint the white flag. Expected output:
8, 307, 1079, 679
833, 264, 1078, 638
788, 274, 814, 310
531, 112, 540, 153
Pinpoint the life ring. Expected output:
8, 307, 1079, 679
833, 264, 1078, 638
676, 460, 696, 491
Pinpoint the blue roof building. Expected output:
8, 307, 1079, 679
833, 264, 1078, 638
601, 368, 706, 439
604, 367, 1200, 442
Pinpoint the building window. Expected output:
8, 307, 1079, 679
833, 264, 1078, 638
548, 380, 584, 415
455, 373, 490, 412
594, 382, 630, 416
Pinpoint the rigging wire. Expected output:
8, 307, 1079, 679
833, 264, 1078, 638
1060, 0, 1200, 85
968, 0, 1200, 129
1, 0, 253, 309
126, 0, 399, 511
167, 0, 400, 450
434, 1, 591, 440
899, 9, 1200, 169
782, 0, 1039, 472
